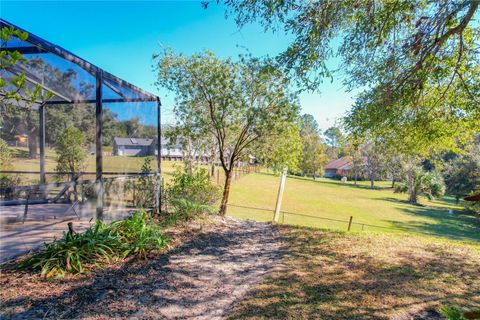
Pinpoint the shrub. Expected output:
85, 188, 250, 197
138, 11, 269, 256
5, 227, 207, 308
17, 220, 122, 278
0, 138, 12, 170
54, 126, 87, 174
464, 188, 480, 215
171, 198, 216, 220
135, 157, 157, 209
17, 211, 167, 278
0, 138, 21, 199
394, 166, 445, 201
110, 211, 166, 259
168, 166, 221, 207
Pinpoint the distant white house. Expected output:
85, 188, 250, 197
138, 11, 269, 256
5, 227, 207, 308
113, 137, 156, 157
112, 137, 183, 160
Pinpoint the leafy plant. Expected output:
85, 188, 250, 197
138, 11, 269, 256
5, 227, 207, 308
135, 157, 157, 209
0, 138, 21, 199
168, 166, 221, 207
54, 126, 88, 175
395, 166, 445, 203
18, 220, 122, 278
171, 198, 216, 220
17, 212, 167, 278
439, 305, 466, 320
110, 211, 167, 259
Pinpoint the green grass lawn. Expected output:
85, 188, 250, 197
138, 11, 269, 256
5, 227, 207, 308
8, 147, 479, 242
227, 172, 480, 243
8, 147, 181, 183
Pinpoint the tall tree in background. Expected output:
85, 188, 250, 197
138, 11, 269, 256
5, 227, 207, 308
361, 142, 385, 189
54, 126, 87, 175
324, 125, 346, 160
299, 114, 327, 179
155, 50, 299, 215
213, 0, 480, 154
384, 154, 406, 188
324, 126, 344, 150
54, 126, 87, 199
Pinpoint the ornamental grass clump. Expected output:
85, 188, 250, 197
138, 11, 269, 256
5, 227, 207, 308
110, 211, 167, 259
17, 211, 167, 278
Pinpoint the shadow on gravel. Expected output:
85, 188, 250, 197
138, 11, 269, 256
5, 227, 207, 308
1, 220, 285, 320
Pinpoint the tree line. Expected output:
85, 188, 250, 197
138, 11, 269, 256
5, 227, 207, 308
0, 56, 156, 158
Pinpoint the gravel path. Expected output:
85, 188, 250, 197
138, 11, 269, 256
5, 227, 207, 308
0, 217, 284, 319
151, 217, 284, 319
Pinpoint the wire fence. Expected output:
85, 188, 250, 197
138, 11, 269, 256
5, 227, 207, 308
226, 203, 443, 236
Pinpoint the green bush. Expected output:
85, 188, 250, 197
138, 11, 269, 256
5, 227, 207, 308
17, 211, 167, 278
464, 188, 480, 215
394, 166, 445, 201
0, 138, 21, 199
439, 305, 466, 320
110, 211, 166, 259
171, 198, 216, 220
135, 157, 157, 209
0, 174, 21, 200
168, 166, 221, 210
17, 220, 122, 278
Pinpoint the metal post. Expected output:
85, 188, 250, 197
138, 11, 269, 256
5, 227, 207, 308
273, 168, 287, 223
156, 98, 162, 214
95, 70, 104, 220
39, 103, 46, 186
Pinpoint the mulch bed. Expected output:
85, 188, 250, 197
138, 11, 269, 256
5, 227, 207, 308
0, 216, 284, 320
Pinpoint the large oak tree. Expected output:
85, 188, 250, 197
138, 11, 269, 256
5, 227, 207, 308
210, 0, 479, 153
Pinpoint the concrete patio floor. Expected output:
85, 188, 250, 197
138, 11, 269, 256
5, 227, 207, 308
0, 202, 131, 262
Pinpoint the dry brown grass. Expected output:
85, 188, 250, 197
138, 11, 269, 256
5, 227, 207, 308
228, 226, 480, 320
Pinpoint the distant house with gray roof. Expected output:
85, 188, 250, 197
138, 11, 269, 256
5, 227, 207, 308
112, 137, 184, 160
113, 137, 155, 157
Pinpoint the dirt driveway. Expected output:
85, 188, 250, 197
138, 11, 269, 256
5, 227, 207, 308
0, 217, 284, 319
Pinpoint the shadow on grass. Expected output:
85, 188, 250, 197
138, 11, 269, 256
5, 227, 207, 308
377, 197, 480, 242
257, 171, 390, 191
228, 226, 480, 319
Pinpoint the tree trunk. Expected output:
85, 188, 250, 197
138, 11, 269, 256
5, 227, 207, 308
407, 167, 417, 204
354, 171, 357, 185
211, 161, 215, 177
219, 170, 232, 216
408, 189, 417, 204
370, 177, 374, 189
210, 145, 216, 177
28, 131, 37, 159
391, 178, 396, 188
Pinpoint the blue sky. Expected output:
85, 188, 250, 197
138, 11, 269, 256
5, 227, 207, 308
2, 0, 356, 131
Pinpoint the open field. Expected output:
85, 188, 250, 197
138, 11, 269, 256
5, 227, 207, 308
7, 147, 248, 186
7, 147, 479, 242
229, 225, 480, 319
7, 147, 181, 184
227, 172, 480, 243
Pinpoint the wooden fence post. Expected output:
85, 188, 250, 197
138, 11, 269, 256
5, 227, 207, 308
348, 216, 353, 231
273, 168, 287, 223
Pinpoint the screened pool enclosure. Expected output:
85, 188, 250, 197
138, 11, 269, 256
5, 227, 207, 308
0, 18, 162, 234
